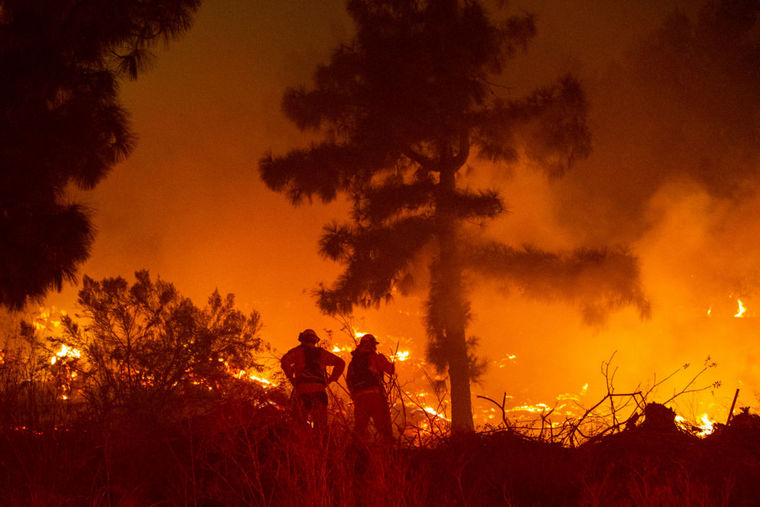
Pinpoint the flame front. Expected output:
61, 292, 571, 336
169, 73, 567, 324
393, 350, 410, 362
698, 413, 715, 436
676, 413, 715, 437
423, 406, 450, 421
50, 344, 81, 365
734, 299, 746, 318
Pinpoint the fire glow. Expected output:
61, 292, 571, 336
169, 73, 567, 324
249, 375, 275, 388
423, 406, 450, 421
10, 305, 735, 441
734, 299, 746, 318
393, 351, 410, 362
226, 363, 277, 388
676, 414, 715, 437
50, 344, 80, 365
698, 413, 716, 436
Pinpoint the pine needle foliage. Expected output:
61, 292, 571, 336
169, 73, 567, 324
0, 0, 200, 309
260, 0, 645, 430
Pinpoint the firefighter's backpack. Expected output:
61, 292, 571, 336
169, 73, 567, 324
297, 346, 326, 385
346, 352, 380, 393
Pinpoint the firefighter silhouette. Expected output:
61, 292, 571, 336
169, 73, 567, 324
281, 329, 345, 430
346, 333, 395, 441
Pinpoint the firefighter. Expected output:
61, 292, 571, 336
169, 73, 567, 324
346, 333, 395, 442
280, 328, 345, 430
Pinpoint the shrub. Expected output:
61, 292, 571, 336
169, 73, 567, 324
61, 270, 264, 417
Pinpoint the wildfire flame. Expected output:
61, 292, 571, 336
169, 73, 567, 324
50, 344, 81, 365
706, 298, 750, 317
496, 354, 517, 369
508, 402, 551, 414
675, 413, 715, 437
332, 344, 353, 354
352, 328, 371, 339
249, 375, 275, 387
22, 307, 733, 441
33, 306, 65, 331
734, 299, 746, 318
226, 362, 277, 388
423, 406, 450, 421
698, 413, 715, 436
393, 350, 410, 362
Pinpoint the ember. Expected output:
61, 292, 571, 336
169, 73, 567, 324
50, 344, 80, 365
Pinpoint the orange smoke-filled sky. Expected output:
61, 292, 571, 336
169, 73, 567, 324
47, 0, 760, 420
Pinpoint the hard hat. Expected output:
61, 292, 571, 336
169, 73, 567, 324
359, 333, 378, 346
298, 329, 319, 344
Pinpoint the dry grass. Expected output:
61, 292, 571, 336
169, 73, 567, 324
1, 374, 759, 505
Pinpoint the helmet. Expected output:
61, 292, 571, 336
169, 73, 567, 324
359, 333, 378, 346
298, 328, 319, 344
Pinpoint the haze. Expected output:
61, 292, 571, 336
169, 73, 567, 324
45, 0, 760, 422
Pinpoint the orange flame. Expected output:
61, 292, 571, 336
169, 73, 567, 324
393, 350, 410, 362
249, 375, 276, 388
423, 406, 450, 421
50, 344, 81, 365
698, 413, 715, 436
675, 413, 715, 437
734, 299, 746, 318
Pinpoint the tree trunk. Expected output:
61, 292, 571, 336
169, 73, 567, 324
436, 159, 474, 432
446, 313, 474, 431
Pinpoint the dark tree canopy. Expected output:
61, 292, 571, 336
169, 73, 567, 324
261, 0, 648, 430
0, 0, 200, 309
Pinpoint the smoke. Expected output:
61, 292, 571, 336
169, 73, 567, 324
465, 0, 760, 415
41, 0, 760, 422
553, 0, 760, 242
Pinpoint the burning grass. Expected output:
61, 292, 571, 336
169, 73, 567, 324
1, 302, 758, 504
0, 330, 757, 507
1, 394, 759, 506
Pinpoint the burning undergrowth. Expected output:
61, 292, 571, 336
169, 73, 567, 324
2, 300, 760, 505
1, 391, 759, 506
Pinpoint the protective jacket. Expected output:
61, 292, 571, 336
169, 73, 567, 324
281, 345, 345, 394
348, 342, 395, 440
346, 344, 394, 395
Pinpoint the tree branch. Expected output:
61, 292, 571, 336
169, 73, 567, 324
403, 148, 435, 169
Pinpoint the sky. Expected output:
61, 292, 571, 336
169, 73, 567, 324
44, 0, 760, 423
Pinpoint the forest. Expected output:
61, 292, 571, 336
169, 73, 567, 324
3, 0, 760, 504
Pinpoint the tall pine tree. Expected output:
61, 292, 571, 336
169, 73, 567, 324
260, 0, 648, 430
0, 0, 200, 309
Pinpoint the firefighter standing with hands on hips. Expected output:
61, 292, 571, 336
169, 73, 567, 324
346, 333, 395, 442
280, 328, 345, 430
